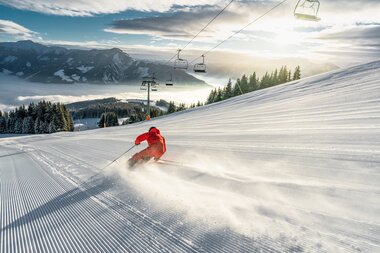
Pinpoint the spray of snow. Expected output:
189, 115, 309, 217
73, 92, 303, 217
108, 152, 307, 238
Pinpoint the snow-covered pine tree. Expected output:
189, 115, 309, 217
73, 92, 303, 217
0, 116, 6, 133
34, 119, 41, 134
15, 118, 23, 134
48, 121, 56, 133
7, 117, 15, 134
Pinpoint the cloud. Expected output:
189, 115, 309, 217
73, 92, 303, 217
0, 0, 222, 16
103, 0, 380, 44
0, 20, 38, 39
316, 24, 380, 40
104, 2, 278, 42
105, 6, 241, 39
305, 24, 380, 64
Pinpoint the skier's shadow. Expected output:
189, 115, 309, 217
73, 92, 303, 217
3, 175, 115, 232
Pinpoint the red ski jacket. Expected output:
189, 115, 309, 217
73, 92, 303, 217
135, 127, 166, 153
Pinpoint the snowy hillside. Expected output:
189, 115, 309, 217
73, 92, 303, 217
1, 60, 380, 252
0, 40, 204, 84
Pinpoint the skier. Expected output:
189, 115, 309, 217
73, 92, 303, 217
128, 126, 166, 167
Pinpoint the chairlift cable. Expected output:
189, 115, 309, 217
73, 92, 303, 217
189, 0, 289, 64
181, 0, 235, 51
164, 0, 235, 65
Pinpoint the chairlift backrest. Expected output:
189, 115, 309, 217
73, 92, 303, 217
294, 0, 321, 22
194, 63, 206, 73
173, 49, 188, 69
165, 72, 174, 86
193, 54, 206, 73
174, 59, 188, 70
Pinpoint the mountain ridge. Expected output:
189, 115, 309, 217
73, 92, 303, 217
0, 40, 204, 85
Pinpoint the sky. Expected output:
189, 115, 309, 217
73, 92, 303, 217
0, 0, 380, 69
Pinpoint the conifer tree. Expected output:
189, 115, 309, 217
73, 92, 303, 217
22, 117, 34, 134
248, 73, 259, 91
41, 122, 49, 133
240, 75, 249, 93
48, 121, 56, 133
15, 118, 23, 134
206, 89, 215, 104
214, 88, 223, 102
7, 117, 15, 134
223, 79, 233, 99
98, 113, 106, 128
177, 103, 187, 112
104, 112, 118, 127
233, 78, 243, 96
0, 116, 6, 133
34, 119, 41, 134
273, 69, 278, 85
261, 72, 270, 89
168, 101, 177, 113
293, 66, 301, 80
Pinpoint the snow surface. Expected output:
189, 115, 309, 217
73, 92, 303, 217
71, 74, 80, 81
54, 69, 73, 82
1, 60, 380, 252
77, 65, 94, 73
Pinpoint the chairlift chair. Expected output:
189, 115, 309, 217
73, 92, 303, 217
151, 82, 159, 91
173, 49, 188, 70
294, 0, 321, 22
140, 82, 147, 90
166, 73, 174, 86
193, 55, 206, 73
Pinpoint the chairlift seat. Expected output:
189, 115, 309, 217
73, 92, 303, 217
194, 63, 206, 73
294, 13, 320, 21
166, 82, 173, 86
174, 59, 188, 70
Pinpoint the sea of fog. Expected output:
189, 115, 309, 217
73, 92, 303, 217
0, 74, 217, 111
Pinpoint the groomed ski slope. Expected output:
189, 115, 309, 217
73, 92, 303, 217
1, 60, 380, 253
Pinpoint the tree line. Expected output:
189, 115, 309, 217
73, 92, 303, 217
206, 66, 301, 104
70, 100, 165, 126
165, 101, 204, 114
0, 101, 73, 134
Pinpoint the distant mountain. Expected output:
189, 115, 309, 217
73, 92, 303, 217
0, 40, 204, 85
